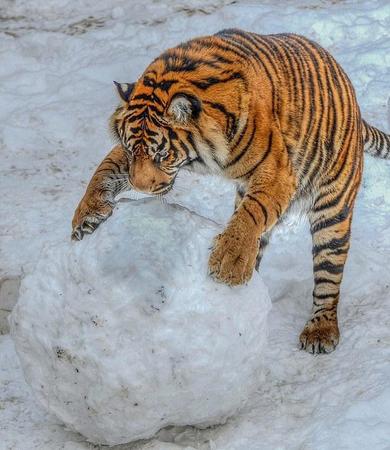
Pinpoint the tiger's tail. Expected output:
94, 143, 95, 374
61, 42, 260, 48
363, 100, 390, 159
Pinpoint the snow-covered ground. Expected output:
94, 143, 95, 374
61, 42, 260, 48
0, 0, 389, 449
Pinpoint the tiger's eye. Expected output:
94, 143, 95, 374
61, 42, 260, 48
143, 77, 154, 87
159, 80, 174, 91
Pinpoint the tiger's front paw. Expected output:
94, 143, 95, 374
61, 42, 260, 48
208, 227, 259, 286
71, 197, 113, 241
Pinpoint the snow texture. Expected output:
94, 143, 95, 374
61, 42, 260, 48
0, 0, 390, 449
9, 199, 271, 446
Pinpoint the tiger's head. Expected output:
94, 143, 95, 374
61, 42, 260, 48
109, 51, 243, 195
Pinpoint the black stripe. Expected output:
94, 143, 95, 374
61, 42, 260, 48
311, 204, 350, 234
189, 72, 243, 90
289, 39, 317, 157
247, 194, 268, 226
251, 190, 282, 217
104, 158, 122, 172
327, 248, 349, 256
157, 80, 179, 92
227, 120, 256, 167
236, 131, 273, 179
313, 293, 339, 300
229, 118, 249, 156
185, 131, 204, 165
145, 136, 158, 146
210, 40, 252, 63
204, 100, 238, 141
215, 33, 257, 61
259, 131, 274, 165
312, 231, 350, 255
194, 124, 221, 167
161, 52, 222, 74
314, 277, 339, 286
210, 52, 234, 64
234, 31, 280, 76
127, 106, 162, 122
132, 93, 165, 108
294, 39, 327, 183
277, 39, 307, 147
314, 261, 344, 275
271, 37, 298, 124
313, 160, 356, 213
243, 204, 258, 225
95, 167, 116, 176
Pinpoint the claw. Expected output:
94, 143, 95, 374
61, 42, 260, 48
71, 200, 112, 243
299, 318, 339, 354
71, 227, 84, 241
82, 222, 97, 234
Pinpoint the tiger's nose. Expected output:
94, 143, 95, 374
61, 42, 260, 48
129, 160, 158, 194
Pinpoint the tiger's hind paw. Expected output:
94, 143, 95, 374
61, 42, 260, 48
299, 316, 340, 354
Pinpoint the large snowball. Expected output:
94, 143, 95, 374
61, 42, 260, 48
10, 199, 271, 446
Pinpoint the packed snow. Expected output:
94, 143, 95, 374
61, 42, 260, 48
10, 199, 271, 445
0, 0, 389, 449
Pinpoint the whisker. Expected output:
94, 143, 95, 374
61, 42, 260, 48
102, 179, 129, 188
103, 175, 129, 182
167, 184, 187, 194
158, 193, 167, 205
101, 173, 129, 178
126, 191, 143, 201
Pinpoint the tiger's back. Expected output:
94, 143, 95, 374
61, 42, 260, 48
165, 29, 364, 192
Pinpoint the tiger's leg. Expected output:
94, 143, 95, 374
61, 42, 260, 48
234, 185, 271, 271
300, 200, 354, 354
72, 144, 130, 240
210, 128, 297, 285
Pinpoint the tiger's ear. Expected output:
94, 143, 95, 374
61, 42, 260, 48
168, 93, 201, 123
113, 81, 135, 103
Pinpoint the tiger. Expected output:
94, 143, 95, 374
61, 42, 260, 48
71, 29, 390, 354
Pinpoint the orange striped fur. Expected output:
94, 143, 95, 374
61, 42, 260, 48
72, 29, 390, 354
